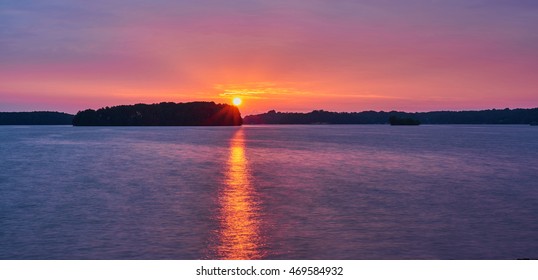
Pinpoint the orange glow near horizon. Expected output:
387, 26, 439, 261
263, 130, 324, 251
216, 129, 263, 260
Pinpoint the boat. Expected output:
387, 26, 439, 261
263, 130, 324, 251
389, 116, 421, 126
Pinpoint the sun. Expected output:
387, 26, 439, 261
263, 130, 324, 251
232, 97, 242, 106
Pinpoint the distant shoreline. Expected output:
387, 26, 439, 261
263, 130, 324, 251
244, 108, 538, 125
0, 112, 74, 125
1, 105, 538, 125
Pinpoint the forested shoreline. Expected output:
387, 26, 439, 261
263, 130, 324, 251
244, 108, 538, 125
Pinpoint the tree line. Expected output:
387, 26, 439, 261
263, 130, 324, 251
0, 112, 74, 125
72, 102, 242, 126
243, 108, 538, 125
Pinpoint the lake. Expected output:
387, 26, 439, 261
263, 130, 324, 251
1, 125, 537, 259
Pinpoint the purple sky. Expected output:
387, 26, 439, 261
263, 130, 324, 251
1, 0, 537, 114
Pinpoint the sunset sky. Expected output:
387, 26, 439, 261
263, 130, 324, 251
1, 0, 537, 115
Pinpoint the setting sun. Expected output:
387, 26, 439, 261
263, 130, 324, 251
232, 97, 242, 106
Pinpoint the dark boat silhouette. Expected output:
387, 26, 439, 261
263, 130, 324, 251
389, 116, 421, 126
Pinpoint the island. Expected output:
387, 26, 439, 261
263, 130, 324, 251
72, 102, 242, 126
0, 112, 74, 125
244, 108, 538, 125
389, 116, 420, 126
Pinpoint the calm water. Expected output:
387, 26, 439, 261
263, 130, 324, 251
0, 125, 537, 259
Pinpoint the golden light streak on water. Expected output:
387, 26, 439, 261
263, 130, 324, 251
216, 129, 263, 259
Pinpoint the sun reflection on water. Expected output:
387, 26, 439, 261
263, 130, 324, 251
215, 128, 263, 260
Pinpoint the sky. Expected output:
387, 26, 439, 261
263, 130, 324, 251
1, 0, 537, 115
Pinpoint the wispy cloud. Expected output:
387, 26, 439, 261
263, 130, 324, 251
216, 82, 309, 99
